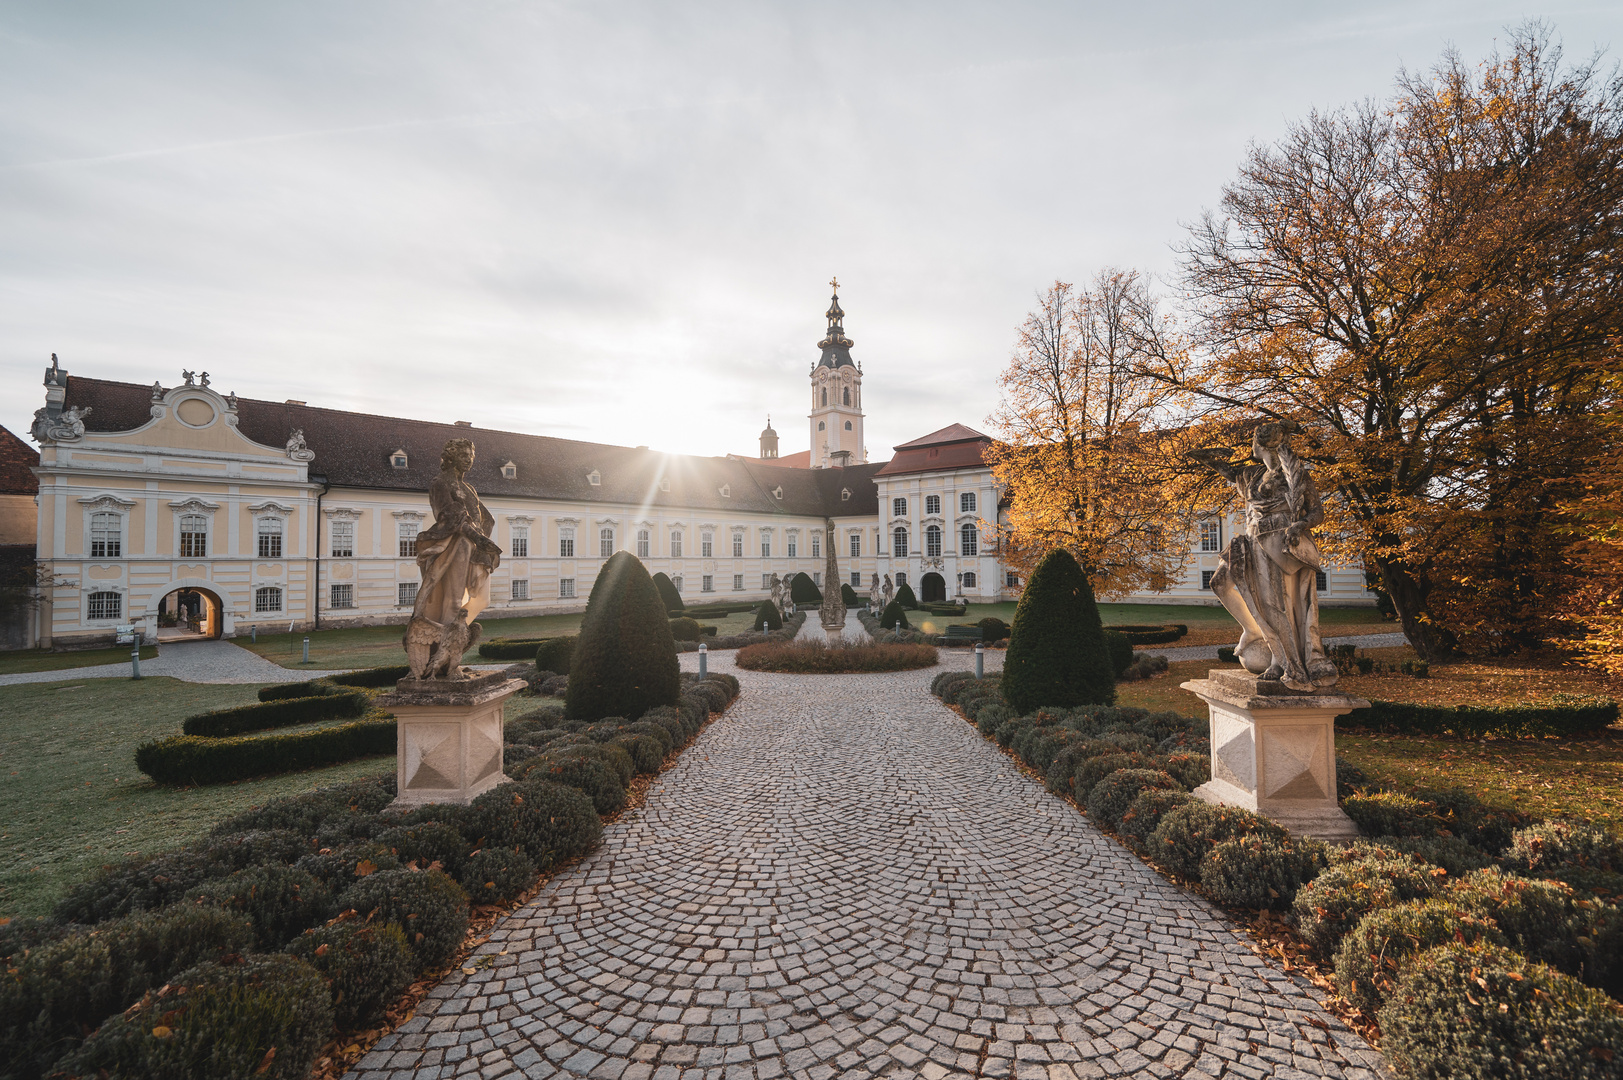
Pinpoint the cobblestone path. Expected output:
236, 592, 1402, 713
353, 653, 1384, 1080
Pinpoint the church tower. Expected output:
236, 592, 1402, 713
809, 278, 866, 468
758, 416, 779, 459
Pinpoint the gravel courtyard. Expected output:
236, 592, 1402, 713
351, 651, 1384, 1080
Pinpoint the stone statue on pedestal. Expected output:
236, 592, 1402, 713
868, 573, 881, 613
881, 574, 894, 611
403, 439, 503, 680
1188, 422, 1337, 693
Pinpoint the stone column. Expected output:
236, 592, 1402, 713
1180, 669, 1365, 842
379, 671, 525, 808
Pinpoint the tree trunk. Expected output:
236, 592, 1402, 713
1371, 555, 1458, 662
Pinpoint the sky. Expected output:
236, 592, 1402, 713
2, 2, 1619, 464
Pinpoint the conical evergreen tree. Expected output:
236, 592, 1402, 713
789, 572, 822, 605
895, 582, 919, 609
1001, 548, 1116, 712
651, 571, 683, 613
840, 582, 861, 607
752, 599, 783, 631
880, 601, 910, 630
566, 552, 680, 721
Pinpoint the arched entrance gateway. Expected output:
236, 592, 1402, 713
157, 586, 224, 641
920, 572, 946, 604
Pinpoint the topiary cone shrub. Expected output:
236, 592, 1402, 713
789, 572, 822, 606
840, 582, 860, 607
651, 571, 684, 614
752, 600, 783, 632
880, 601, 910, 630
895, 582, 919, 609
1001, 549, 1115, 713
566, 551, 680, 722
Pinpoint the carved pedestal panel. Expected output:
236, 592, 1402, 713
378, 671, 525, 808
1181, 669, 1365, 841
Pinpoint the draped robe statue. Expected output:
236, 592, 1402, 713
868, 573, 881, 613
404, 439, 503, 679
1189, 423, 1338, 693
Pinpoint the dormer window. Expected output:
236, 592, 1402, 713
587, 470, 601, 486
501, 461, 517, 480
390, 450, 408, 469
841, 488, 851, 501
719, 483, 730, 498
772, 486, 783, 499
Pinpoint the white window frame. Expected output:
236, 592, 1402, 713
960, 492, 977, 513
559, 578, 576, 598
787, 536, 797, 558
895, 571, 907, 587
398, 521, 419, 558
702, 574, 714, 593
701, 531, 714, 558
892, 528, 907, 558
86, 589, 122, 622
559, 527, 576, 558
330, 583, 354, 609
731, 533, 744, 558
925, 495, 941, 516
89, 512, 123, 558
672, 575, 684, 593
850, 532, 861, 558
599, 527, 615, 558
961, 524, 979, 557
330, 519, 355, 558
670, 530, 683, 558
257, 517, 284, 559
1199, 520, 1222, 553
810, 532, 821, 558
637, 529, 650, 558
255, 585, 284, 613
733, 574, 744, 591
512, 579, 529, 601
963, 571, 977, 589
893, 497, 907, 517
760, 535, 771, 558
925, 525, 942, 558
850, 571, 861, 588
511, 527, 529, 558
399, 581, 420, 605
179, 514, 208, 558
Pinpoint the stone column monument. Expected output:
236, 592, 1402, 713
1181, 422, 1364, 840
819, 518, 846, 633
378, 439, 525, 807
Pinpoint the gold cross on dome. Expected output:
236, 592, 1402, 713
830, 276, 839, 291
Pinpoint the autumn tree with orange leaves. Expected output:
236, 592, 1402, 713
986, 271, 1218, 598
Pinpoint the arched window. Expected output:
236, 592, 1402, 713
179, 514, 207, 558
86, 590, 121, 620
962, 571, 977, 589
821, 388, 828, 406
257, 518, 284, 558
90, 512, 121, 558
636, 529, 650, 558
844, 421, 852, 430
893, 527, 908, 558
925, 525, 942, 557
843, 387, 850, 405
818, 421, 825, 431
961, 524, 979, 556
254, 586, 283, 613
599, 527, 615, 558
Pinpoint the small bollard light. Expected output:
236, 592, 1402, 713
130, 640, 142, 680
251, 625, 258, 643
698, 642, 707, 677
975, 642, 984, 679
302, 636, 311, 664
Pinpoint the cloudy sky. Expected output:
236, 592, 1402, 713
3, 2, 1619, 464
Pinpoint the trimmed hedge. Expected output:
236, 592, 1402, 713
669, 616, 704, 641
1292, 847, 1443, 962
1087, 769, 1181, 830
1109, 623, 1187, 645
329, 665, 411, 689
879, 601, 910, 630
652, 571, 684, 613
1334, 898, 1507, 1016
1103, 629, 1133, 677
136, 717, 397, 786
283, 920, 414, 1030
678, 601, 760, 618
1147, 802, 1285, 879
1200, 834, 1326, 911
1001, 548, 1115, 713
1339, 695, 1619, 738
840, 582, 861, 607
458, 847, 537, 905
895, 582, 919, 608
752, 599, 784, 632
183, 865, 335, 949
977, 616, 1009, 642
183, 690, 370, 738
534, 636, 576, 675
736, 640, 938, 673
336, 868, 469, 969
478, 637, 545, 660
257, 680, 342, 702
566, 551, 680, 722
789, 572, 822, 605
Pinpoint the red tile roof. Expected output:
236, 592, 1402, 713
892, 423, 991, 449
0, 426, 40, 495
877, 425, 998, 477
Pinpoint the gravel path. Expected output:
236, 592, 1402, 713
351, 646, 1383, 1080
0, 639, 349, 687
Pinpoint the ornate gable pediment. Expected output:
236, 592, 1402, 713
77, 493, 136, 511
323, 505, 364, 520
167, 497, 221, 515
247, 499, 296, 515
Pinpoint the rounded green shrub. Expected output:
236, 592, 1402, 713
612, 732, 664, 774
1384, 835, 1495, 878
283, 919, 414, 1030
1072, 751, 1161, 805
1001, 549, 1115, 713
336, 868, 469, 969
1161, 752, 1210, 791
374, 821, 470, 875
1450, 868, 1592, 978
182, 865, 335, 950
457, 847, 537, 906
1341, 790, 1441, 837
1292, 848, 1444, 962
753, 600, 784, 631
651, 571, 684, 613
895, 582, 919, 608
293, 843, 402, 890
463, 779, 602, 866
533, 636, 576, 675
840, 582, 861, 607
669, 616, 704, 641
1506, 820, 1623, 876
1147, 801, 1285, 879
880, 601, 910, 630
622, 719, 674, 754
567, 552, 680, 722
1118, 789, 1193, 851
1380, 942, 1623, 1080
1200, 834, 1327, 910
977, 616, 1009, 642
1087, 769, 1181, 829
789, 572, 822, 605
1334, 898, 1507, 1016
55, 954, 333, 1080
639, 705, 687, 747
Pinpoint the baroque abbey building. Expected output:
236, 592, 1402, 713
12, 286, 1366, 648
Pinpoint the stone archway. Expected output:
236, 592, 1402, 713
157, 585, 225, 640
920, 572, 946, 604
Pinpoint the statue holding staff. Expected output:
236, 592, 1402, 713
404, 439, 503, 679
1188, 422, 1338, 692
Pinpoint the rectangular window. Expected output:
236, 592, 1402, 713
850, 571, 861, 588
892, 528, 907, 558
733, 574, 744, 591
894, 572, 907, 587
962, 571, 977, 589
810, 533, 821, 558
179, 514, 207, 558
90, 513, 121, 558
702, 574, 714, 593
961, 492, 977, 513
1006, 571, 1019, 587
1316, 570, 1328, 591
1201, 570, 1216, 590
787, 537, 797, 558
636, 529, 650, 558
925, 495, 941, 515
399, 522, 419, 558
600, 528, 615, 558
87, 591, 121, 620
732, 534, 744, 558
925, 526, 942, 558
559, 578, 576, 598
512, 580, 529, 601
702, 532, 714, 557
330, 520, 354, 558
398, 581, 419, 605
559, 527, 575, 558
330, 583, 354, 609
762, 573, 773, 588
670, 531, 683, 558
672, 575, 683, 593
760, 536, 771, 558
961, 524, 979, 557
849, 532, 861, 557
257, 518, 284, 559
1199, 520, 1222, 553
511, 528, 528, 557
255, 586, 283, 613
893, 497, 907, 517
812, 571, 821, 586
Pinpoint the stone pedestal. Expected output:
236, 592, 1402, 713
1180, 669, 1366, 842
378, 670, 525, 808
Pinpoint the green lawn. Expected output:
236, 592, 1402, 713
0, 645, 158, 676
238, 608, 767, 669
0, 677, 395, 920
911, 601, 1385, 637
